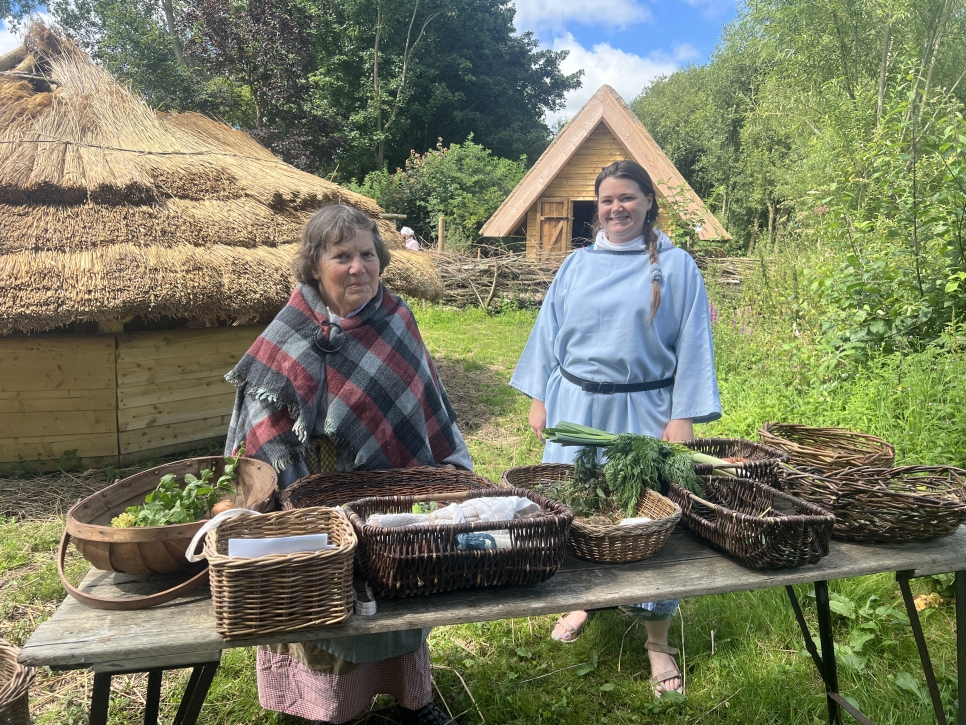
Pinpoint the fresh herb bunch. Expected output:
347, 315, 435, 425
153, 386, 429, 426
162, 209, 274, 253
545, 422, 705, 516
111, 444, 245, 527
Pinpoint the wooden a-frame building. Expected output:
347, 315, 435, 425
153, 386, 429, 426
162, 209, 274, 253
481, 85, 729, 257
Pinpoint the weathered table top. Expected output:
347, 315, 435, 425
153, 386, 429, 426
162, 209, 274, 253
21, 527, 966, 673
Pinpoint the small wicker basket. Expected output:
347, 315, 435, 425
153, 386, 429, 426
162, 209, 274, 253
777, 464, 966, 543
500, 463, 681, 563
684, 437, 789, 480
204, 507, 357, 640
758, 423, 895, 471
0, 640, 34, 725
666, 475, 835, 569
344, 487, 573, 598
280, 466, 498, 509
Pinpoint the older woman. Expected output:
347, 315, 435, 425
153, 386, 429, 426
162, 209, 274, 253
225, 204, 469, 725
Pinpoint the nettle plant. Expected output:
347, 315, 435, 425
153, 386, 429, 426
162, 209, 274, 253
807, 78, 966, 356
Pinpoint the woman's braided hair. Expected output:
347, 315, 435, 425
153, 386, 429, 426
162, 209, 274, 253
594, 160, 662, 320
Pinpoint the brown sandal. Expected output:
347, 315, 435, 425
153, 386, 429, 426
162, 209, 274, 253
645, 641, 684, 697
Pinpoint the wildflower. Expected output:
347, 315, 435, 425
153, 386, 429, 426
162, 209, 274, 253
709, 301, 718, 324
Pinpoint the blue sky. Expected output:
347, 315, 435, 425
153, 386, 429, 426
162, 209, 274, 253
514, 0, 738, 123
1, 0, 738, 123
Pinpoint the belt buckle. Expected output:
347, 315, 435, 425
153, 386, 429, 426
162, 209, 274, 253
598, 381, 616, 394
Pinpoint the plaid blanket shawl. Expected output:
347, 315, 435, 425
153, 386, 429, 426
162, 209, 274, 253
225, 283, 460, 472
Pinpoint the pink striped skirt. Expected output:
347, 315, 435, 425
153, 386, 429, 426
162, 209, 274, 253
256, 643, 432, 723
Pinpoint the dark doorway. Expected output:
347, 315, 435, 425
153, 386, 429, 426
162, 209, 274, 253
571, 201, 596, 248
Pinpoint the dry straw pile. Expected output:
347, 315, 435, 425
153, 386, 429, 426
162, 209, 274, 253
0, 24, 441, 334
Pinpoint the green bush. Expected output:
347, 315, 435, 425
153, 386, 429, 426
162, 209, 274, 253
348, 136, 526, 251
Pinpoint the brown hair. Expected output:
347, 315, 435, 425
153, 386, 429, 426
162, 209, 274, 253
292, 205, 391, 283
594, 160, 662, 320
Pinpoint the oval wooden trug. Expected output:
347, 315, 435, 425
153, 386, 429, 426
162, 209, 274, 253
66, 456, 277, 574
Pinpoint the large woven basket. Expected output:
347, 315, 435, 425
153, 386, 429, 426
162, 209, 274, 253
777, 464, 966, 543
758, 423, 895, 471
205, 507, 357, 640
684, 437, 789, 480
280, 466, 498, 509
344, 487, 573, 598
0, 640, 34, 725
666, 475, 835, 569
500, 463, 681, 563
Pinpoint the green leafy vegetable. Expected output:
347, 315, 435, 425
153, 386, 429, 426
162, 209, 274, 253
544, 422, 709, 516
111, 443, 245, 527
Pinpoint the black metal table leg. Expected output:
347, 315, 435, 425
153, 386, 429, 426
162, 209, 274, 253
787, 584, 872, 724
90, 672, 112, 725
896, 571, 947, 725
957, 571, 966, 725
173, 660, 221, 725
144, 669, 163, 725
815, 580, 843, 725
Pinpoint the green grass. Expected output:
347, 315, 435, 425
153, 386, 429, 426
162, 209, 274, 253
6, 283, 966, 724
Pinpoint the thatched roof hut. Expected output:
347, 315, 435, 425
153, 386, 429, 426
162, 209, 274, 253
0, 26, 441, 469
0, 25, 441, 335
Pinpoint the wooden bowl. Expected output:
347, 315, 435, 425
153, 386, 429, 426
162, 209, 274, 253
65, 457, 277, 575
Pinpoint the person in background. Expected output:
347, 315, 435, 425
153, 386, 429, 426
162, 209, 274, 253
225, 204, 469, 725
509, 160, 721, 697
401, 226, 420, 251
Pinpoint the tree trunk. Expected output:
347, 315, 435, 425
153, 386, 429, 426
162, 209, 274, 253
877, 23, 891, 124
747, 212, 761, 254
767, 200, 776, 249
160, 0, 184, 64
373, 3, 383, 166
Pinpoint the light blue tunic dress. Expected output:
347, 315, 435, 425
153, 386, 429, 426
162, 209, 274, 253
510, 232, 722, 617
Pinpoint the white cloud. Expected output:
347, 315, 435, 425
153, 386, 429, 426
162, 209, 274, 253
547, 33, 695, 125
514, 0, 652, 32
0, 21, 25, 56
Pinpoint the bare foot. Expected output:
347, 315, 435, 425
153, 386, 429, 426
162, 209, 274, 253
551, 611, 589, 642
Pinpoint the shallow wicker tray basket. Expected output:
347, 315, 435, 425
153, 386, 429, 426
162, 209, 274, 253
758, 423, 895, 471
666, 475, 835, 569
280, 466, 498, 509
204, 507, 357, 640
0, 640, 34, 725
777, 464, 966, 543
501, 464, 681, 563
344, 487, 573, 597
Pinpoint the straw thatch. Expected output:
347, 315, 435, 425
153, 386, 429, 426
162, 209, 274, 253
0, 24, 442, 334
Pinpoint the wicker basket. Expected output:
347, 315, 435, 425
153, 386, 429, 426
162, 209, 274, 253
280, 466, 498, 509
777, 464, 966, 543
758, 423, 895, 471
0, 640, 34, 725
666, 475, 835, 569
204, 507, 357, 640
343, 487, 573, 598
684, 437, 789, 480
500, 463, 681, 563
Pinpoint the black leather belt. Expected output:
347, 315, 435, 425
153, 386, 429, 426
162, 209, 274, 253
559, 366, 674, 394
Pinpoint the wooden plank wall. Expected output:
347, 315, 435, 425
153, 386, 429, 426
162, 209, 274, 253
115, 326, 261, 463
0, 336, 118, 466
526, 124, 632, 257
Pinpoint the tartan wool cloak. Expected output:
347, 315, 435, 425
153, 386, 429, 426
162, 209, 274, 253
225, 283, 461, 473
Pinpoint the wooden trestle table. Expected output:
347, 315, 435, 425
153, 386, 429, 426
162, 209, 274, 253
20, 526, 966, 725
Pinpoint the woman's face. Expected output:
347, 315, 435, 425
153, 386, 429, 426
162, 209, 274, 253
597, 176, 654, 244
311, 228, 381, 317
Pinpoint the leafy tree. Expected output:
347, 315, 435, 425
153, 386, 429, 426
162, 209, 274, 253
307, 0, 581, 179
178, 0, 341, 171
349, 136, 526, 249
